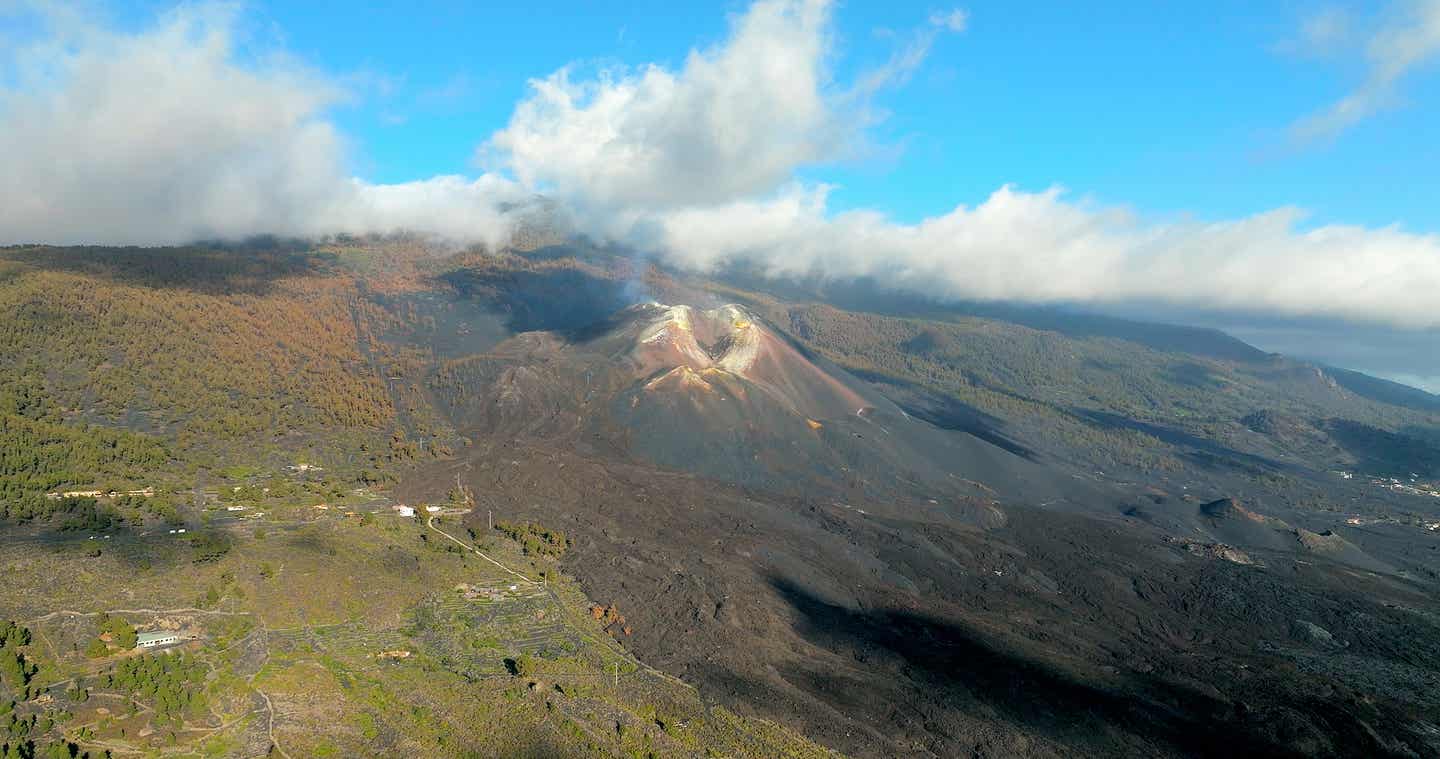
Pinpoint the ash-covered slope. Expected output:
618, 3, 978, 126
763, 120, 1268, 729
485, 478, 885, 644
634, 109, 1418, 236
608, 302, 870, 419
404, 253, 1440, 759
369, 255, 1440, 759
567, 302, 1073, 511
426, 298, 1077, 515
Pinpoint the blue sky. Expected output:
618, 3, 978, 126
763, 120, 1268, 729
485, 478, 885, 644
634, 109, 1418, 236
2, 0, 1438, 389
93, 0, 1439, 232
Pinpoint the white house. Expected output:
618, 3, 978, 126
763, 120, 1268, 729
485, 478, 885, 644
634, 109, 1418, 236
137, 631, 181, 649
396, 506, 415, 518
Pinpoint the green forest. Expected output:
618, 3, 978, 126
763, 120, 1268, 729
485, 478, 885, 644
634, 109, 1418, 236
0, 244, 462, 525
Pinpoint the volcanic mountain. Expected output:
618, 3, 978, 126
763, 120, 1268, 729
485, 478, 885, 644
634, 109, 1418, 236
607, 302, 870, 419
8, 242, 1438, 758
431, 300, 1069, 516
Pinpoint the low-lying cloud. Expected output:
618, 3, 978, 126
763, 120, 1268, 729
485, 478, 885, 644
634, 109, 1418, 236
2, 0, 1439, 331
639, 186, 1440, 329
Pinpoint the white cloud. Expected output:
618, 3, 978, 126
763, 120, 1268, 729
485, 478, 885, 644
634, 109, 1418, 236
1, 0, 1438, 331
930, 9, 969, 33
636, 185, 1440, 329
483, 0, 1440, 329
486, 0, 838, 213
0, 4, 525, 248
1291, 0, 1440, 140
852, 8, 966, 96
486, 0, 965, 217
485, 0, 965, 243
1279, 7, 1352, 57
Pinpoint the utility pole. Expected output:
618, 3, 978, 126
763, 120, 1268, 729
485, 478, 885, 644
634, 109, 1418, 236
453, 472, 476, 510
613, 662, 618, 690
488, 509, 493, 531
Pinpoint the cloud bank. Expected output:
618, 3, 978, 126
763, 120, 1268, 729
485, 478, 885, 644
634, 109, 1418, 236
1, 0, 1439, 330
0, 5, 525, 248
638, 186, 1440, 329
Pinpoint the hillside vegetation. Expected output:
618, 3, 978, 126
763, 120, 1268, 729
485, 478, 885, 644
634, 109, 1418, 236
3, 240, 1440, 758
0, 511, 839, 758
716, 291, 1440, 485
6, 240, 1437, 524
0, 244, 465, 518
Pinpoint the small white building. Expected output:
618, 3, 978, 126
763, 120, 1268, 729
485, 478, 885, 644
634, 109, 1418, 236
137, 631, 181, 649
425, 505, 443, 513
396, 506, 415, 518
54, 490, 105, 499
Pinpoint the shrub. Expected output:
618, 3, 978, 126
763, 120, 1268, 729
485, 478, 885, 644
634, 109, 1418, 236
494, 521, 569, 558
83, 639, 109, 659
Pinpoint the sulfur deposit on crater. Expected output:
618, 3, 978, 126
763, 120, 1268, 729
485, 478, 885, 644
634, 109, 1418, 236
617, 303, 868, 419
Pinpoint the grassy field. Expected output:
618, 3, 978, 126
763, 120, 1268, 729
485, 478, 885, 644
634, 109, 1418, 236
0, 505, 841, 758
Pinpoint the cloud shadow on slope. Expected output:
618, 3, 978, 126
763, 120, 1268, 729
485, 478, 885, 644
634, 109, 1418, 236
2, 241, 323, 295
441, 265, 634, 335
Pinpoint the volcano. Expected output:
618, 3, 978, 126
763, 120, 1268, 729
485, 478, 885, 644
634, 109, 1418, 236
466, 301, 1067, 512
396, 257, 1440, 759
607, 302, 871, 419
